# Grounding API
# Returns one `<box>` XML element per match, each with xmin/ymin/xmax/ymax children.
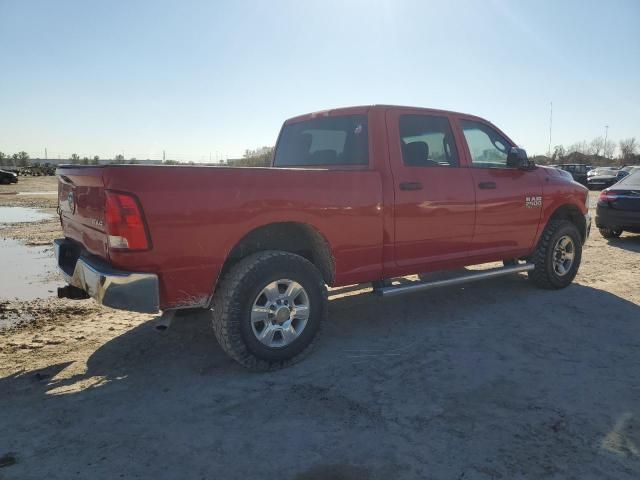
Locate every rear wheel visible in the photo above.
<box><xmin>599</xmin><ymin>227</ymin><xmax>622</xmax><ymax>239</ymax></box>
<box><xmin>528</xmin><ymin>219</ymin><xmax>582</xmax><ymax>289</ymax></box>
<box><xmin>211</xmin><ymin>251</ymin><xmax>327</xmax><ymax>371</ymax></box>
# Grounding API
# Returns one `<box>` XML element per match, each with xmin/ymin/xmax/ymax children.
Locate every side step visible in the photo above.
<box><xmin>376</xmin><ymin>263</ymin><xmax>535</xmax><ymax>298</ymax></box>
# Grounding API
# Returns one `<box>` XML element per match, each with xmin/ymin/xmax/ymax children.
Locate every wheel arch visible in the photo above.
<box><xmin>545</xmin><ymin>203</ymin><xmax>588</xmax><ymax>243</ymax></box>
<box><xmin>216</xmin><ymin>222</ymin><xmax>335</xmax><ymax>291</ymax></box>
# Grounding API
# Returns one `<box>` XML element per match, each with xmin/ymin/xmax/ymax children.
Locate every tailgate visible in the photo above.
<box><xmin>57</xmin><ymin>166</ymin><xmax>109</xmax><ymax>259</ymax></box>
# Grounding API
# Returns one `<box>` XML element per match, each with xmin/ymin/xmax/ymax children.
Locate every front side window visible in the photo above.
<box><xmin>399</xmin><ymin>115</ymin><xmax>459</xmax><ymax>167</ymax></box>
<box><xmin>460</xmin><ymin>120</ymin><xmax>512</xmax><ymax>168</ymax></box>
<box><xmin>274</xmin><ymin>115</ymin><xmax>368</xmax><ymax>166</ymax></box>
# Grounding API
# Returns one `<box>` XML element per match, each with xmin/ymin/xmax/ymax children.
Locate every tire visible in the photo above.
<box><xmin>528</xmin><ymin>219</ymin><xmax>582</xmax><ymax>289</ymax></box>
<box><xmin>599</xmin><ymin>227</ymin><xmax>622</xmax><ymax>239</ymax></box>
<box><xmin>211</xmin><ymin>250</ymin><xmax>327</xmax><ymax>371</ymax></box>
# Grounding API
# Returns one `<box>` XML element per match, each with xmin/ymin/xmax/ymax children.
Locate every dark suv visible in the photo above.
<box><xmin>557</xmin><ymin>164</ymin><xmax>589</xmax><ymax>185</ymax></box>
<box><xmin>0</xmin><ymin>169</ymin><xmax>19</xmax><ymax>184</ymax></box>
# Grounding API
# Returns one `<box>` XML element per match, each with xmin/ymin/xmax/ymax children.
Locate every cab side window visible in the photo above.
<box><xmin>460</xmin><ymin>120</ymin><xmax>513</xmax><ymax>168</ymax></box>
<box><xmin>399</xmin><ymin>115</ymin><xmax>459</xmax><ymax>167</ymax></box>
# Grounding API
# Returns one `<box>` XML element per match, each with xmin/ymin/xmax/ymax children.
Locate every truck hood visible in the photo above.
<box><xmin>538</xmin><ymin>165</ymin><xmax>574</xmax><ymax>182</ymax></box>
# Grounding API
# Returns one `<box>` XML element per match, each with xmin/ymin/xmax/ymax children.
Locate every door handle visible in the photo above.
<box><xmin>399</xmin><ymin>182</ymin><xmax>423</xmax><ymax>191</ymax></box>
<box><xmin>478</xmin><ymin>181</ymin><xmax>496</xmax><ymax>190</ymax></box>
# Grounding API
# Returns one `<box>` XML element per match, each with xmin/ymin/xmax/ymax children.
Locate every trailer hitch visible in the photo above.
<box><xmin>57</xmin><ymin>285</ymin><xmax>90</xmax><ymax>300</ymax></box>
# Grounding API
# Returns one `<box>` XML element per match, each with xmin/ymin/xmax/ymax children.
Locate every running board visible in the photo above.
<box><xmin>376</xmin><ymin>263</ymin><xmax>535</xmax><ymax>298</ymax></box>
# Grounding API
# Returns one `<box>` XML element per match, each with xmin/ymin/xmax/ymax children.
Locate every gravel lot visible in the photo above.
<box><xmin>1</xmin><ymin>177</ymin><xmax>639</xmax><ymax>479</ymax></box>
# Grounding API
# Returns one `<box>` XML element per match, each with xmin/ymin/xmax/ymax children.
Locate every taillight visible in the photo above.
<box><xmin>105</xmin><ymin>191</ymin><xmax>150</xmax><ymax>250</ymax></box>
<box><xmin>598</xmin><ymin>189</ymin><xmax>618</xmax><ymax>203</ymax></box>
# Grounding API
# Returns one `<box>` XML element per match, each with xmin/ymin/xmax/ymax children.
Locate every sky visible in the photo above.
<box><xmin>1</xmin><ymin>0</ymin><xmax>639</xmax><ymax>161</ymax></box>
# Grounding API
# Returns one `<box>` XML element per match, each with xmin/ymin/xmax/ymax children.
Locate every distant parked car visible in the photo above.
<box><xmin>0</xmin><ymin>169</ymin><xmax>18</xmax><ymax>184</ymax></box>
<box><xmin>616</xmin><ymin>166</ymin><xmax>640</xmax><ymax>181</ymax></box>
<box><xmin>587</xmin><ymin>167</ymin><xmax>616</xmax><ymax>178</ymax></box>
<box><xmin>596</xmin><ymin>171</ymin><xmax>640</xmax><ymax>238</ymax></box>
<box><xmin>550</xmin><ymin>166</ymin><xmax>574</xmax><ymax>181</ymax></box>
<box><xmin>557</xmin><ymin>164</ymin><xmax>589</xmax><ymax>185</ymax></box>
<box><xmin>587</xmin><ymin>168</ymin><xmax>619</xmax><ymax>190</ymax></box>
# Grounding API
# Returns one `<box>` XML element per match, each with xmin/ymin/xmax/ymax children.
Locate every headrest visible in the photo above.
<box><xmin>402</xmin><ymin>141</ymin><xmax>429</xmax><ymax>166</ymax></box>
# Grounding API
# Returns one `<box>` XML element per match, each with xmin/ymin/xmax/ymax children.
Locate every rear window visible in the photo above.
<box><xmin>616</xmin><ymin>169</ymin><xmax>640</xmax><ymax>187</ymax></box>
<box><xmin>274</xmin><ymin>115</ymin><xmax>368</xmax><ymax>167</ymax></box>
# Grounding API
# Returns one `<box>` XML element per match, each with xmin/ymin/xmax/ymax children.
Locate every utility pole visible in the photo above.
<box><xmin>548</xmin><ymin>101</ymin><xmax>553</xmax><ymax>158</ymax></box>
<box><xmin>603</xmin><ymin>125</ymin><xmax>609</xmax><ymax>159</ymax></box>
<box><xmin>45</xmin><ymin>148</ymin><xmax>48</xmax><ymax>160</ymax></box>
<box><xmin>163</xmin><ymin>150</ymin><xmax>166</xmax><ymax>162</ymax></box>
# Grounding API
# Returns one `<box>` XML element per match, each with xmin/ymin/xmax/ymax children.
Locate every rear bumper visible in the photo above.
<box><xmin>54</xmin><ymin>238</ymin><xmax>159</xmax><ymax>314</ymax></box>
<box><xmin>596</xmin><ymin>207</ymin><xmax>640</xmax><ymax>231</ymax></box>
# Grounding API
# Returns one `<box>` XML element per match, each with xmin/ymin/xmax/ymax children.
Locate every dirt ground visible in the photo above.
<box><xmin>1</xmin><ymin>177</ymin><xmax>639</xmax><ymax>479</ymax></box>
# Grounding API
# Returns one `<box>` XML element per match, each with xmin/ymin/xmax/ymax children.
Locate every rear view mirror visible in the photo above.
<box><xmin>507</xmin><ymin>147</ymin><xmax>532</xmax><ymax>169</ymax></box>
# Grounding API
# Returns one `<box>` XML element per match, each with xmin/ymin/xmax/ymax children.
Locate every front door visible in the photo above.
<box><xmin>456</xmin><ymin>118</ymin><xmax>543</xmax><ymax>260</ymax></box>
<box><xmin>386</xmin><ymin>110</ymin><xmax>476</xmax><ymax>273</ymax></box>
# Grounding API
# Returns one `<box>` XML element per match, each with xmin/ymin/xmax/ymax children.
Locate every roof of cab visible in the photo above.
<box><xmin>284</xmin><ymin>104</ymin><xmax>485</xmax><ymax>124</ymax></box>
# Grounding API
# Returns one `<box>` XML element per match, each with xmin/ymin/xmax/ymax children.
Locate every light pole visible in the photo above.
<box><xmin>603</xmin><ymin>125</ymin><xmax>609</xmax><ymax>159</ymax></box>
<box><xmin>548</xmin><ymin>102</ymin><xmax>553</xmax><ymax>158</ymax></box>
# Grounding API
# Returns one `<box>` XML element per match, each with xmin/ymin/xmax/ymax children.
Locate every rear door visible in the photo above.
<box><xmin>455</xmin><ymin>117</ymin><xmax>543</xmax><ymax>259</ymax></box>
<box><xmin>386</xmin><ymin>109</ymin><xmax>476</xmax><ymax>271</ymax></box>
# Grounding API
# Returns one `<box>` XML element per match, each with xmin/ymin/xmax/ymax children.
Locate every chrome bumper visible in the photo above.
<box><xmin>54</xmin><ymin>238</ymin><xmax>159</xmax><ymax>314</ymax></box>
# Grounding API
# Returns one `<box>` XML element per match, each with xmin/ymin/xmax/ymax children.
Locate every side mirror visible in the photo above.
<box><xmin>507</xmin><ymin>147</ymin><xmax>532</xmax><ymax>169</ymax></box>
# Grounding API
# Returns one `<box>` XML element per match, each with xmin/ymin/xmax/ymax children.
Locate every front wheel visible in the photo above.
<box><xmin>599</xmin><ymin>227</ymin><xmax>622</xmax><ymax>239</ymax></box>
<box><xmin>211</xmin><ymin>251</ymin><xmax>327</xmax><ymax>371</ymax></box>
<box><xmin>528</xmin><ymin>219</ymin><xmax>582</xmax><ymax>289</ymax></box>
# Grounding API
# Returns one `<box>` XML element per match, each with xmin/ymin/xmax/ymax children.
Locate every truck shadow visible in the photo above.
<box><xmin>3</xmin><ymin>276</ymin><xmax>640</xmax><ymax>393</ymax></box>
<box><xmin>605</xmin><ymin>233</ymin><xmax>640</xmax><ymax>252</ymax></box>
<box><xmin>2</xmin><ymin>276</ymin><xmax>639</xmax><ymax>478</ymax></box>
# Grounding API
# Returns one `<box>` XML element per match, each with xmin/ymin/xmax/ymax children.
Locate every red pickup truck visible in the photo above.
<box><xmin>55</xmin><ymin>105</ymin><xmax>590</xmax><ymax>370</ymax></box>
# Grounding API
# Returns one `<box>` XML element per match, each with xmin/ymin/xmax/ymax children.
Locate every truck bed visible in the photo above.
<box><xmin>57</xmin><ymin>165</ymin><xmax>384</xmax><ymax>309</ymax></box>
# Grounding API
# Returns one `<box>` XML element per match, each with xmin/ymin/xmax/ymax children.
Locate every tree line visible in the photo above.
<box><xmin>0</xmin><ymin>151</ymin><xmax>144</xmax><ymax>167</ymax></box>
<box><xmin>540</xmin><ymin>137</ymin><xmax>639</xmax><ymax>166</ymax></box>
<box><xmin>227</xmin><ymin>147</ymin><xmax>274</xmax><ymax>167</ymax></box>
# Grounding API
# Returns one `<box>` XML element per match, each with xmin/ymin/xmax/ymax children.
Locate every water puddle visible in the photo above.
<box><xmin>17</xmin><ymin>191</ymin><xmax>58</xmax><ymax>196</ymax></box>
<box><xmin>0</xmin><ymin>238</ymin><xmax>60</xmax><ymax>303</ymax></box>
<box><xmin>0</xmin><ymin>207</ymin><xmax>54</xmax><ymax>223</ymax></box>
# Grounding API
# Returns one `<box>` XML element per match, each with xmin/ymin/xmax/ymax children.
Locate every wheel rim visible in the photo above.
<box><xmin>552</xmin><ymin>235</ymin><xmax>575</xmax><ymax>276</ymax></box>
<box><xmin>250</xmin><ymin>279</ymin><xmax>310</xmax><ymax>348</ymax></box>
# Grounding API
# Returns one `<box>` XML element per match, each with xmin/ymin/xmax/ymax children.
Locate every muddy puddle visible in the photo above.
<box><xmin>0</xmin><ymin>239</ymin><xmax>61</xmax><ymax>329</ymax></box>
<box><xmin>0</xmin><ymin>206</ymin><xmax>54</xmax><ymax>223</ymax></box>
<box><xmin>17</xmin><ymin>191</ymin><xmax>57</xmax><ymax>196</ymax></box>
